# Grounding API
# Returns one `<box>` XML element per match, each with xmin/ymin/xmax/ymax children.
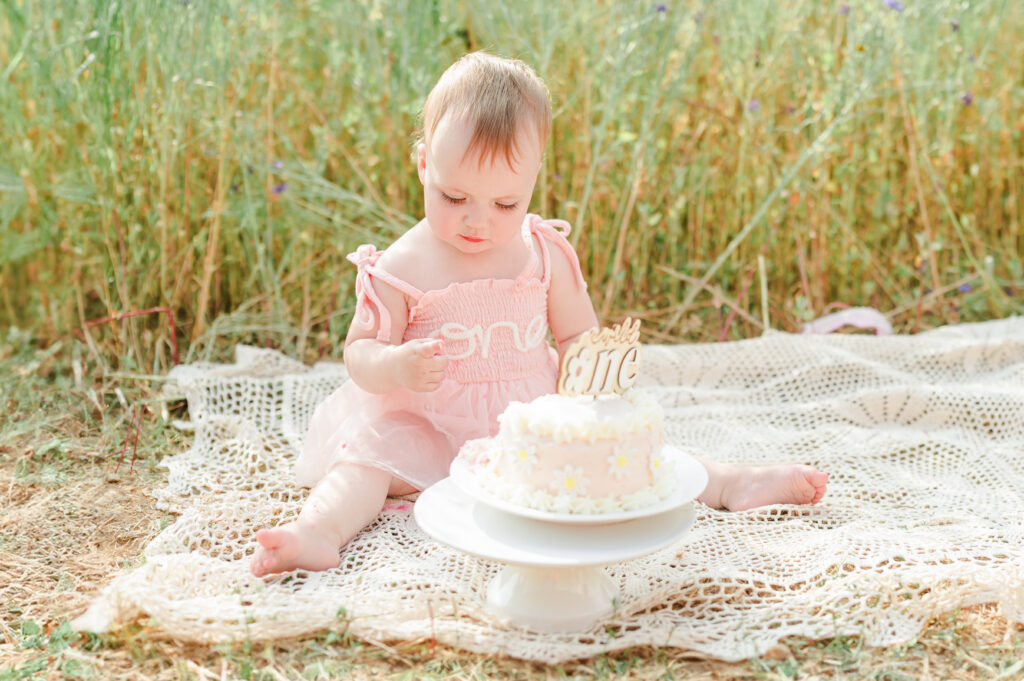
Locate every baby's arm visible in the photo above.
<box><xmin>343</xmin><ymin>272</ymin><xmax>447</xmax><ymax>393</ymax></box>
<box><xmin>546</xmin><ymin>241</ymin><xmax>600</xmax><ymax>359</ymax></box>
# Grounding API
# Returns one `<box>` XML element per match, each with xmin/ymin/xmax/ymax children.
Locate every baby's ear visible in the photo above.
<box><xmin>416</xmin><ymin>143</ymin><xmax>427</xmax><ymax>185</ymax></box>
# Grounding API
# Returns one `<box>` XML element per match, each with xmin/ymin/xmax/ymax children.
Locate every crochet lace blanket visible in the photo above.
<box><xmin>73</xmin><ymin>319</ymin><xmax>1024</xmax><ymax>663</ymax></box>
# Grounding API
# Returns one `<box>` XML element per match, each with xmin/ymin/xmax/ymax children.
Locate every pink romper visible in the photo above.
<box><xmin>295</xmin><ymin>214</ymin><xmax>588</xmax><ymax>491</ymax></box>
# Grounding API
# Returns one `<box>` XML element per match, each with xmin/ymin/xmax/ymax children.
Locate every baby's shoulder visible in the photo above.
<box><xmin>372</xmin><ymin>221</ymin><xmax>435</xmax><ymax>294</ymax></box>
<box><xmin>376</xmin><ymin>220</ymin><xmax>423</xmax><ymax>268</ymax></box>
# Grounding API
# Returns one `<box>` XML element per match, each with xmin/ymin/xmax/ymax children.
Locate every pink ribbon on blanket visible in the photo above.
<box><xmin>801</xmin><ymin>306</ymin><xmax>893</xmax><ymax>336</ymax></box>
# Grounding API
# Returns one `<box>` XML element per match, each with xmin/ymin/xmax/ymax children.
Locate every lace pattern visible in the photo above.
<box><xmin>73</xmin><ymin>319</ymin><xmax>1024</xmax><ymax>663</ymax></box>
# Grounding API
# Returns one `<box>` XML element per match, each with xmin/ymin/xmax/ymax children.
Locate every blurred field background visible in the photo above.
<box><xmin>2</xmin><ymin>0</ymin><xmax>1024</xmax><ymax>679</ymax></box>
<box><xmin>2</xmin><ymin>0</ymin><xmax>1022</xmax><ymax>373</ymax></box>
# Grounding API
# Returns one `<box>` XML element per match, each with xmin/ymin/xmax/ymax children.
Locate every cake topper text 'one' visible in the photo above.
<box><xmin>557</xmin><ymin>318</ymin><xmax>642</xmax><ymax>397</ymax></box>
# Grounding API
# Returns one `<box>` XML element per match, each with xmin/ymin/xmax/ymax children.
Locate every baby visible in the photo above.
<box><xmin>251</xmin><ymin>52</ymin><xmax>827</xmax><ymax>577</ymax></box>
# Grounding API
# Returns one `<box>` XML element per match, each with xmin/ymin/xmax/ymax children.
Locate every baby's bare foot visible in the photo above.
<box><xmin>250</xmin><ymin>522</ymin><xmax>341</xmax><ymax>577</ymax></box>
<box><xmin>718</xmin><ymin>464</ymin><xmax>828</xmax><ymax>512</ymax></box>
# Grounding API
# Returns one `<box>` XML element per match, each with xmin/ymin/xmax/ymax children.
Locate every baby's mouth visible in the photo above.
<box><xmin>460</xmin><ymin>235</ymin><xmax>485</xmax><ymax>243</ymax></box>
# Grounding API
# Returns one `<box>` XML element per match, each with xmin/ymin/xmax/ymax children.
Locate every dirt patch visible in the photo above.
<box><xmin>0</xmin><ymin>464</ymin><xmax>166</xmax><ymax>628</ymax></box>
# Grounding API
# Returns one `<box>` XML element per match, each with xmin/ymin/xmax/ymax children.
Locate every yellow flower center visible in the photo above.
<box><xmin>616</xmin><ymin>456</ymin><xmax>628</xmax><ymax>467</ymax></box>
<box><xmin>518</xmin><ymin>449</ymin><xmax>529</xmax><ymax>460</ymax></box>
<box><xmin>565</xmin><ymin>478</ymin><xmax>575</xmax><ymax>490</ymax></box>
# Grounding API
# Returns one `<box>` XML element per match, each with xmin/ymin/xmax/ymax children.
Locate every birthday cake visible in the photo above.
<box><xmin>455</xmin><ymin>319</ymin><xmax>677</xmax><ymax>514</ymax></box>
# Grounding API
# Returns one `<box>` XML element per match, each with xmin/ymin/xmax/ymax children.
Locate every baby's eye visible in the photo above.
<box><xmin>495</xmin><ymin>201</ymin><xmax>518</xmax><ymax>212</ymax></box>
<box><xmin>441</xmin><ymin>192</ymin><xmax>466</xmax><ymax>205</ymax></box>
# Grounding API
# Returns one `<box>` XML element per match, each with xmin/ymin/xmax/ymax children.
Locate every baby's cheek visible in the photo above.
<box><xmin>495</xmin><ymin>210</ymin><xmax>527</xmax><ymax>243</ymax></box>
<box><xmin>424</xmin><ymin>201</ymin><xmax>456</xmax><ymax>234</ymax></box>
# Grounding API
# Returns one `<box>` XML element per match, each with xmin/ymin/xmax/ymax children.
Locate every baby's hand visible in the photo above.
<box><xmin>390</xmin><ymin>338</ymin><xmax>448</xmax><ymax>392</ymax></box>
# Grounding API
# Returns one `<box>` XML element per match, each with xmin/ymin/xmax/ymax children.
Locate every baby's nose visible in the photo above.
<box><xmin>464</xmin><ymin>205</ymin><xmax>487</xmax><ymax>230</ymax></box>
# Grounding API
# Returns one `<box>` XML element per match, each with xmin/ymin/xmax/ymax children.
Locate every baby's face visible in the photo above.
<box><xmin>418</xmin><ymin>114</ymin><xmax>542</xmax><ymax>256</ymax></box>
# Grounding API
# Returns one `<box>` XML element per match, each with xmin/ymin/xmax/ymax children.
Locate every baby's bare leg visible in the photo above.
<box><xmin>696</xmin><ymin>456</ymin><xmax>828</xmax><ymax>511</ymax></box>
<box><xmin>251</xmin><ymin>463</ymin><xmax>409</xmax><ymax>577</ymax></box>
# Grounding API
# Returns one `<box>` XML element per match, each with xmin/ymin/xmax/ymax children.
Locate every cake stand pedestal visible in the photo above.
<box><xmin>414</xmin><ymin>478</ymin><xmax>698</xmax><ymax>633</ymax></box>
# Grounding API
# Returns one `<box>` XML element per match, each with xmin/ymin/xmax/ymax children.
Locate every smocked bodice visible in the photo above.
<box><xmin>405</xmin><ymin>277</ymin><xmax>550</xmax><ymax>382</ymax></box>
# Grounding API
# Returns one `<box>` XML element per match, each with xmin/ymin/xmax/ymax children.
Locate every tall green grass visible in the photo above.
<box><xmin>1</xmin><ymin>0</ymin><xmax>1022</xmax><ymax>371</ymax></box>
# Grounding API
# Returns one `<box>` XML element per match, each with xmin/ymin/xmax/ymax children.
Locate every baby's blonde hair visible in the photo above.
<box><xmin>421</xmin><ymin>52</ymin><xmax>551</xmax><ymax>168</ymax></box>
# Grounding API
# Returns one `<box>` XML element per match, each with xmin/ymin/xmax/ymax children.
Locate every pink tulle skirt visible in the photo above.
<box><xmin>295</xmin><ymin>364</ymin><xmax>558</xmax><ymax>491</ymax></box>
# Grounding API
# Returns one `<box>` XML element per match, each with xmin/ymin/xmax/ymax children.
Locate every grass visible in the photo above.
<box><xmin>1</xmin><ymin>0</ymin><xmax>1022</xmax><ymax>370</ymax></box>
<box><xmin>3</xmin><ymin>0</ymin><xmax>1024</xmax><ymax>678</ymax></box>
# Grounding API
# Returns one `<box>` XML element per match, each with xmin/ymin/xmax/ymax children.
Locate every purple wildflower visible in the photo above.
<box><xmin>958</xmin><ymin>283</ymin><xmax>971</xmax><ymax>293</ymax></box>
<box><xmin>230</xmin><ymin>184</ymin><xmax>240</xmax><ymax>193</ymax></box>
<box><xmin>962</xmin><ymin>91</ymin><xmax>973</xmax><ymax>106</ymax></box>
<box><xmin>651</xmin><ymin>3</ymin><xmax>667</xmax><ymax>11</ymax></box>
<box><xmin>272</xmin><ymin>182</ymin><xmax>287</xmax><ymax>194</ymax></box>
<box><xmin>839</xmin><ymin>4</ymin><xmax>850</xmax><ymax>14</ymax></box>
<box><xmin>885</xmin><ymin>0</ymin><xmax>905</xmax><ymax>11</ymax></box>
<box><xmin>272</xmin><ymin>160</ymin><xmax>284</xmax><ymax>170</ymax></box>
<box><xmin>748</xmin><ymin>98</ymin><xmax>761</xmax><ymax>112</ymax></box>
<box><xmin>951</xmin><ymin>20</ymin><xmax>959</xmax><ymax>32</ymax></box>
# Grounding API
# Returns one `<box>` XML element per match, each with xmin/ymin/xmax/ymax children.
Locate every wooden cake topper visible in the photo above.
<box><xmin>557</xmin><ymin>317</ymin><xmax>642</xmax><ymax>396</ymax></box>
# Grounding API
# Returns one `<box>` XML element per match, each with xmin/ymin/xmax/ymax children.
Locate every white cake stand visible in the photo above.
<box><xmin>414</xmin><ymin>449</ymin><xmax>706</xmax><ymax>633</ymax></box>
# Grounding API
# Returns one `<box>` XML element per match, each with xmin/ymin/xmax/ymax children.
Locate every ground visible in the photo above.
<box><xmin>1</xmin><ymin>343</ymin><xmax>1023</xmax><ymax>680</ymax></box>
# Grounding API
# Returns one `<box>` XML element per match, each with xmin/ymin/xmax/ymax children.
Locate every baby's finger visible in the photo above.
<box><xmin>421</xmin><ymin>361</ymin><xmax>445</xmax><ymax>376</ymax></box>
<box><xmin>413</xmin><ymin>339</ymin><xmax>440</xmax><ymax>358</ymax></box>
<box><xmin>418</xmin><ymin>366</ymin><xmax>442</xmax><ymax>383</ymax></box>
<box><xmin>416</xmin><ymin>376</ymin><xmax>442</xmax><ymax>392</ymax></box>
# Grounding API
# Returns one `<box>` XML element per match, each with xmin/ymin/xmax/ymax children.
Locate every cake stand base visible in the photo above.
<box><xmin>486</xmin><ymin>565</ymin><xmax>618</xmax><ymax>633</ymax></box>
<box><xmin>415</xmin><ymin>477</ymin><xmax>698</xmax><ymax>633</ymax></box>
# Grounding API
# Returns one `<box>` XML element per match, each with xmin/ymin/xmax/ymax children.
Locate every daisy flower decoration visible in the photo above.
<box><xmin>550</xmin><ymin>465</ymin><xmax>589</xmax><ymax>497</ymax></box>
<box><xmin>606</xmin><ymin>447</ymin><xmax>634</xmax><ymax>480</ymax></box>
<box><xmin>510</xmin><ymin>445</ymin><xmax>538</xmax><ymax>472</ymax></box>
<box><xmin>649</xmin><ymin>451</ymin><xmax>664</xmax><ymax>476</ymax></box>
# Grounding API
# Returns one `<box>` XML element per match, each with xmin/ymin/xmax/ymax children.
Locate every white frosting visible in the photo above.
<box><xmin>498</xmin><ymin>390</ymin><xmax>662</xmax><ymax>444</ymax></box>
